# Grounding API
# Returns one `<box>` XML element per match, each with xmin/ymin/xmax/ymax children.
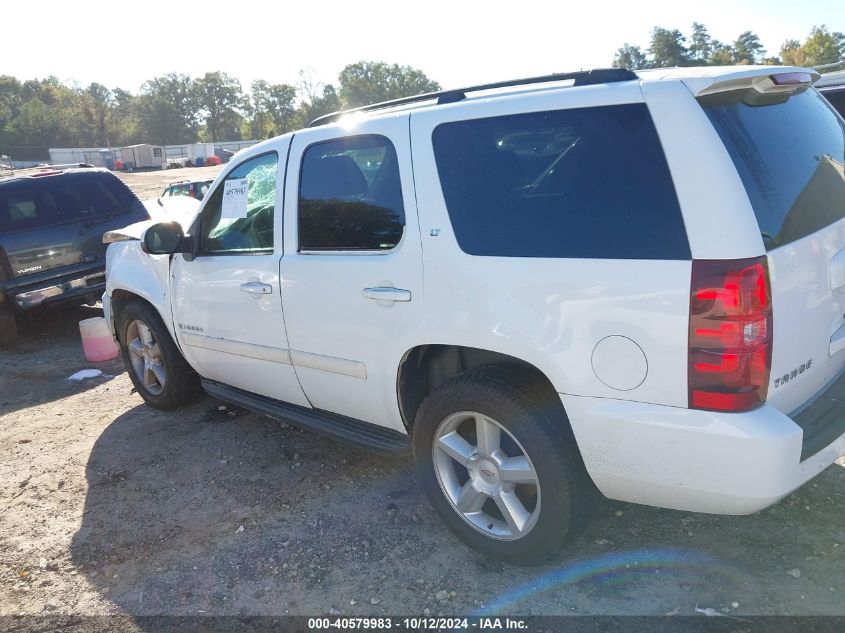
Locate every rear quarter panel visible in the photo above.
<box><xmin>409</xmin><ymin>83</ymin><xmax>692</xmax><ymax>407</ymax></box>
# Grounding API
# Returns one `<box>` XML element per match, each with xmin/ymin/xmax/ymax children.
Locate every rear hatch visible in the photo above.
<box><xmin>0</xmin><ymin>171</ymin><xmax>147</xmax><ymax>280</ymax></box>
<box><xmin>700</xmin><ymin>82</ymin><xmax>845</xmax><ymax>423</ymax></box>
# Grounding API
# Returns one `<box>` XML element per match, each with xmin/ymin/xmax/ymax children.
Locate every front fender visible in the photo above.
<box><xmin>104</xmin><ymin>241</ymin><xmax>175</xmax><ymax>341</ymax></box>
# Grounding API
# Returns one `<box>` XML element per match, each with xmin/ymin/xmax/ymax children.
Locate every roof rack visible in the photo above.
<box><xmin>308</xmin><ymin>68</ymin><xmax>638</xmax><ymax>128</ymax></box>
<box><xmin>813</xmin><ymin>58</ymin><xmax>845</xmax><ymax>73</ymax></box>
<box><xmin>0</xmin><ymin>163</ymin><xmax>95</xmax><ymax>181</ymax></box>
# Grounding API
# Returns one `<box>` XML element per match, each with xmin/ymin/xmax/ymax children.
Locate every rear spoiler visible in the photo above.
<box><xmin>688</xmin><ymin>67</ymin><xmax>820</xmax><ymax>98</ymax></box>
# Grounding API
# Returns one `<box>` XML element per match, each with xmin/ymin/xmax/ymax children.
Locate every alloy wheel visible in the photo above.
<box><xmin>432</xmin><ymin>411</ymin><xmax>541</xmax><ymax>540</ymax></box>
<box><xmin>126</xmin><ymin>319</ymin><xmax>166</xmax><ymax>396</ymax></box>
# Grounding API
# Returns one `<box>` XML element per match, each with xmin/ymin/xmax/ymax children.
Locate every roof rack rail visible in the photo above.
<box><xmin>308</xmin><ymin>68</ymin><xmax>638</xmax><ymax>127</ymax></box>
<box><xmin>0</xmin><ymin>163</ymin><xmax>95</xmax><ymax>180</ymax></box>
<box><xmin>813</xmin><ymin>58</ymin><xmax>845</xmax><ymax>72</ymax></box>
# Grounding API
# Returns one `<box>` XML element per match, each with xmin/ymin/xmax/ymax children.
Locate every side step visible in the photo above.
<box><xmin>202</xmin><ymin>379</ymin><xmax>411</xmax><ymax>454</ymax></box>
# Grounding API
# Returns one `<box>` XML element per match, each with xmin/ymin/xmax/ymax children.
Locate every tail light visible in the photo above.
<box><xmin>689</xmin><ymin>256</ymin><xmax>772</xmax><ymax>412</ymax></box>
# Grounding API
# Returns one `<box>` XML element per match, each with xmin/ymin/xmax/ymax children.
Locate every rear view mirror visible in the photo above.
<box><xmin>141</xmin><ymin>222</ymin><xmax>185</xmax><ymax>255</ymax></box>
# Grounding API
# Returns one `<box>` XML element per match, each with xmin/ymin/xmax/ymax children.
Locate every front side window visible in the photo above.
<box><xmin>298</xmin><ymin>135</ymin><xmax>405</xmax><ymax>251</ymax></box>
<box><xmin>431</xmin><ymin>104</ymin><xmax>689</xmax><ymax>259</ymax></box>
<box><xmin>199</xmin><ymin>152</ymin><xmax>278</xmax><ymax>254</ymax></box>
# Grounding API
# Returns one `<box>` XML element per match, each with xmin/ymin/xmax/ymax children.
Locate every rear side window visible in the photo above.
<box><xmin>431</xmin><ymin>104</ymin><xmax>689</xmax><ymax>259</ymax></box>
<box><xmin>0</xmin><ymin>171</ymin><xmax>143</xmax><ymax>233</ymax></box>
<box><xmin>821</xmin><ymin>88</ymin><xmax>845</xmax><ymax>119</ymax></box>
<box><xmin>298</xmin><ymin>135</ymin><xmax>405</xmax><ymax>251</ymax></box>
<box><xmin>701</xmin><ymin>88</ymin><xmax>845</xmax><ymax>250</ymax></box>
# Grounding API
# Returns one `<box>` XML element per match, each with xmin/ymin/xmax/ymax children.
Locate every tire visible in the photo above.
<box><xmin>0</xmin><ymin>302</ymin><xmax>18</xmax><ymax>348</ymax></box>
<box><xmin>413</xmin><ymin>366</ymin><xmax>588</xmax><ymax>565</ymax></box>
<box><xmin>118</xmin><ymin>299</ymin><xmax>201</xmax><ymax>410</ymax></box>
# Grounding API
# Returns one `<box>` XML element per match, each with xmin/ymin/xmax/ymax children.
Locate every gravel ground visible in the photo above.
<box><xmin>1</xmin><ymin>307</ymin><xmax>843</xmax><ymax>620</ymax></box>
<box><xmin>0</xmin><ymin>167</ymin><xmax>843</xmax><ymax>622</ymax></box>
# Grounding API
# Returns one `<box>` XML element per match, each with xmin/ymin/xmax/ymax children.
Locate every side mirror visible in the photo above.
<box><xmin>141</xmin><ymin>222</ymin><xmax>185</xmax><ymax>255</ymax></box>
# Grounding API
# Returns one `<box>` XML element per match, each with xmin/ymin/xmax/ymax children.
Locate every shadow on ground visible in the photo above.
<box><xmin>69</xmin><ymin>396</ymin><xmax>845</xmax><ymax>618</ymax></box>
<box><xmin>0</xmin><ymin>304</ymin><xmax>122</xmax><ymax>414</ymax></box>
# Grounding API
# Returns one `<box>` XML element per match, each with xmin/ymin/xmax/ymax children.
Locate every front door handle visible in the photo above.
<box><xmin>362</xmin><ymin>287</ymin><xmax>412</xmax><ymax>302</ymax></box>
<box><xmin>240</xmin><ymin>281</ymin><xmax>272</xmax><ymax>295</ymax></box>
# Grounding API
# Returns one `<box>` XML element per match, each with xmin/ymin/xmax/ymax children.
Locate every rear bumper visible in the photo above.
<box><xmin>563</xmin><ymin>394</ymin><xmax>845</xmax><ymax>515</ymax></box>
<box><xmin>6</xmin><ymin>270</ymin><xmax>106</xmax><ymax>310</ymax></box>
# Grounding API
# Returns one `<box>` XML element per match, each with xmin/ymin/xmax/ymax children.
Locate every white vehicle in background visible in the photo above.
<box><xmin>102</xmin><ymin>65</ymin><xmax>845</xmax><ymax>564</ymax></box>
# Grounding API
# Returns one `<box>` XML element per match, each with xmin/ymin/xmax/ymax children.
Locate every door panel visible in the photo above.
<box><xmin>280</xmin><ymin>116</ymin><xmax>422</xmax><ymax>432</ymax></box>
<box><xmin>171</xmin><ymin>142</ymin><xmax>309</xmax><ymax>407</ymax></box>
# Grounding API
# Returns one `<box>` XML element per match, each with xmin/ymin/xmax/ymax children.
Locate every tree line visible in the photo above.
<box><xmin>613</xmin><ymin>23</ymin><xmax>845</xmax><ymax>69</ymax></box>
<box><xmin>0</xmin><ymin>61</ymin><xmax>440</xmax><ymax>160</ymax></box>
<box><xmin>3</xmin><ymin>25</ymin><xmax>845</xmax><ymax>162</ymax></box>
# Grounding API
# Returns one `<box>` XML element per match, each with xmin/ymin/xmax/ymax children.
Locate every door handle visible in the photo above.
<box><xmin>362</xmin><ymin>287</ymin><xmax>412</xmax><ymax>302</ymax></box>
<box><xmin>240</xmin><ymin>281</ymin><xmax>272</xmax><ymax>295</ymax></box>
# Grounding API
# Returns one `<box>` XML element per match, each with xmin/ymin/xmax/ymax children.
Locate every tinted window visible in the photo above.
<box><xmin>0</xmin><ymin>171</ymin><xmax>143</xmax><ymax>233</ymax></box>
<box><xmin>701</xmin><ymin>88</ymin><xmax>845</xmax><ymax>250</ymax></box>
<box><xmin>298</xmin><ymin>135</ymin><xmax>404</xmax><ymax>251</ymax></box>
<box><xmin>199</xmin><ymin>153</ymin><xmax>277</xmax><ymax>254</ymax></box>
<box><xmin>820</xmin><ymin>88</ymin><xmax>845</xmax><ymax>119</ymax></box>
<box><xmin>164</xmin><ymin>184</ymin><xmax>188</xmax><ymax>197</ymax></box>
<box><xmin>431</xmin><ymin>104</ymin><xmax>689</xmax><ymax>259</ymax></box>
<box><xmin>196</xmin><ymin>182</ymin><xmax>210</xmax><ymax>200</ymax></box>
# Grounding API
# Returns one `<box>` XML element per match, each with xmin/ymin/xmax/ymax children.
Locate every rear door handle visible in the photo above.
<box><xmin>240</xmin><ymin>281</ymin><xmax>272</xmax><ymax>295</ymax></box>
<box><xmin>362</xmin><ymin>287</ymin><xmax>412</xmax><ymax>302</ymax></box>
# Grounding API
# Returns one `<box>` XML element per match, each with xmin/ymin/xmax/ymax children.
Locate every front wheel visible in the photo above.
<box><xmin>118</xmin><ymin>299</ymin><xmax>200</xmax><ymax>410</ymax></box>
<box><xmin>413</xmin><ymin>368</ymin><xmax>588</xmax><ymax>565</ymax></box>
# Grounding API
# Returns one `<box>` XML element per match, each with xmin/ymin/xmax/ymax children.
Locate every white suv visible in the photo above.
<box><xmin>103</xmin><ymin>66</ymin><xmax>845</xmax><ymax>565</ymax></box>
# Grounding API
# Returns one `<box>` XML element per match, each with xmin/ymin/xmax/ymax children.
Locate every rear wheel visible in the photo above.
<box><xmin>414</xmin><ymin>367</ymin><xmax>588</xmax><ymax>565</ymax></box>
<box><xmin>0</xmin><ymin>302</ymin><xmax>18</xmax><ymax>348</ymax></box>
<box><xmin>118</xmin><ymin>299</ymin><xmax>200</xmax><ymax>409</ymax></box>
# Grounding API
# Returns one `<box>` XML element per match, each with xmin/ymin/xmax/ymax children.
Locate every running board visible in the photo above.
<box><xmin>201</xmin><ymin>380</ymin><xmax>411</xmax><ymax>454</ymax></box>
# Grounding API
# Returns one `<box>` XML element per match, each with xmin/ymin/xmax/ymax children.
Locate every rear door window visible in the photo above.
<box><xmin>298</xmin><ymin>135</ymin><xmax>405</xmax><ymax>251</ymax></box>
<box><xmin>431</xmin><ymin>103</ymin><xmax>689</xmax><ymax>259</ymax></box>
<box><xmin>0</xmin><ymin>171</ymin><xmax>143</xmax><ymax>233</ymax></box>
<box><xmin>701</xmin><ymin>88</ymin><xmax>845</xmax><ymax>250</ymax></box>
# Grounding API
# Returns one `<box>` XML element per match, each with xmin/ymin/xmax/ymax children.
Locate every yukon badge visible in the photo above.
<box><xmin>773</xmin><ymin>359</ymin><xmax>812</xmax><ymax>388</ymax></box>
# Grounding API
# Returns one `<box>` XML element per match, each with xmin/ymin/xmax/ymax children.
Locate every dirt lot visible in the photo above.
<box><xmin>116</xmin><ymin>165</ymin><xmax>224</xmax><ymax>201</ymax></box>
<box><xmin>0</xmin><ymin>168</ymin><xmax>843</xmax><ymax>622</ymax></box>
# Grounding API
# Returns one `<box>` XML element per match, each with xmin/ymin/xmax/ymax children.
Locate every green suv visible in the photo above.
<box><xmin>0</xmin><ymin>166</ymin><xmax>148</xmax><ymax>346</ymax></box>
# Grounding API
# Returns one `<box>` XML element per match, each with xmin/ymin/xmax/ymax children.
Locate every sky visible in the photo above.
<box><xmin>5</xmin><ymin>0</ymin><xmax>844</xmax><ymax>94</ymax></box>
